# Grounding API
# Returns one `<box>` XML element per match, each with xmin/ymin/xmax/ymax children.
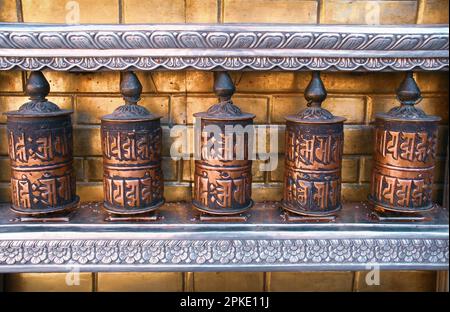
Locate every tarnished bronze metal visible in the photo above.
<box><xmin>193</xmin><ymin>72</ymin><xmax>255</xmax><ymax>215</ymax></box>
<box><xmin>5</xmin><ymin>71</ymin><xmax>78</xmax><ymax>216</ymax></box>
<box><xmin>369</xmin><ymin>72</ymin><xmax>441</xmax><ymax>214</ymax></box>
<box><xmin>282</xmin><ymin>72</ymin><xmax>346</xmax><ymax>216</ymax></box>
<box><xmin>101</xmin><ymin>72</ymin><xmax>164</xmax><ymax>215</ymax></box>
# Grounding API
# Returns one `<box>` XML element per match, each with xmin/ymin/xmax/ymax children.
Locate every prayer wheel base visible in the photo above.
<box><xmin>193</xmin><ymin>200</ymin><xmax>253</xmax><ymax>216</ymax></box>
<box><xmin>368</xmin><ymin>195</ymin><xmax>435</xmax><ymax>214</ymax></box>
<box><xmin>10</xmin><ymin>196</ymin><xmax>79</xmax><ymax>218</ymax></box>
<box><xmin>103</xmin><ymin>199</ymin><xmax>165</xmax><ymax>216</ymax></box>
<box><xmin>281</xmin><ymin>200</ymin><xmax>341</xmax><ymax>217</ymax></box>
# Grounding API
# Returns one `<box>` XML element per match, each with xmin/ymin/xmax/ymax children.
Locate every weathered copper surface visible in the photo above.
<box><xmin>4</xmin><ymin>71</ymin><xmax>78</xmax><ymax>216</ymax></box>
<box><xmin>369</xmin><ymin>72</ymin><xmax>441</xmax><ymax>213</ymax></box>
<box><xmin>193</xmin><ymin>72</ymin><xmax>255</xmax><ymax>215</ymax></box>
<box><xmin>101</xmin><ymin>72</ymin><xmax>164</xmax><ymax>215</ymax></box>
<box><xmin>282</xmin><ymin>72</ymin><xmax>346</xmax><ymax>216</ymax></box>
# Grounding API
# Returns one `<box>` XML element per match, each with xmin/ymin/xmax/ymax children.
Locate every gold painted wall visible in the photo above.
<box><xmin>0</xmin><ymin>0</ymin><xmax>448</xmax><ymax>292</ymax></box>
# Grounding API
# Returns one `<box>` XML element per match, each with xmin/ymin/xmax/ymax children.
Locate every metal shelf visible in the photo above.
<box><xmin>0</xmin><ymin>23</ymin><xmax>448</xmax><ymax>72</ymax></box>
<box><xmin>0</xmin><ymin>202</ymin><xmax>447</xmax><ymax>273</ymax></box>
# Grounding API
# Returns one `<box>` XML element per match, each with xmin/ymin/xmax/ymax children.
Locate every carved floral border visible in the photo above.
<box><xmin>0</xmin><ymin>239</ymin><xmax>448</xmax><ymax>268</ymax></box>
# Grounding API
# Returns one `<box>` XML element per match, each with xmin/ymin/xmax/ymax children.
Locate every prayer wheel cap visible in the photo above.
<box><xmin>5</xmin><ymin>71</ymin><xmax>72</xmax><ymax>117</ymax></box>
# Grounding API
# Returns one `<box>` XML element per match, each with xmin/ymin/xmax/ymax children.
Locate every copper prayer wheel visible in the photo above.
<box><xmin>193</xmin><ymin>72</ymin><xmax>255</xmax><ymax>215</ymax></box>
<box><xmin>282</xmin><ymin>72</ymin><xmax>346</xmax><ymax>216</ymax></box>
<box><xmin>101</xmin><ymin>72</ymin><xmax>164</xmax><ymax>215</ymax></box>
<box><xmin>369</xmin><ymin>72</ymin><xmax>440</xmax><ymax>213</ymax></box>
<box><xmin>5</xmin><ymin>71</ymin><xmax>78</xmax><ymax>216</ymax></box>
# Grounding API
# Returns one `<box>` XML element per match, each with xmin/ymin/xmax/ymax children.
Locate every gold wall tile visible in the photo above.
<box><xmin>359</xmin><ymin>156</ymin><xmax>373</xmax><ymax>183</ymax></box>
<box><xmin>194</xmin><ymin>272</ymin><xmax>265</xmax><ymax>292</ymax></box>
<box><xmin>252</xmin><ymin>183</ymin><xmax>283</xmax><ymax>202</ymax></box>
<box><xmin>74</xmin><ymin>157</ymin><xmax>84</xmax><ymax>180</ymax></box>
<box><xmin>123</xmin><ymin>0</ymin><xmax>186</xmax><ymax>23</ymax></box>
<box><xmin>171</xmin><ymin>96</ymin><xmax>188</xmax><ymax>125</ymax></box>
<box><xmin>342</xmin><ymin>157</ymin><xmax>359</xmax><ymax>183</ymax></box>
<box><xmin>322</xmin><ymin>96</ymin><xmax>366</xmax><ymax>124</ymax></box>
<box><xmin>321</xmin><ymin>0</ymin><xmax>417</xmax><ymax>24</ymax></box>
<box><xmin>5</xmin><ymin>273</ymin><xmax>93</xmax><ymax>292</ymax></box>
<box><xmin>73</xmin><ymin>126</ymin><xmax>102</xmax><ymax>156</ymax></box>
<box><xmin>416</xmin><ymin>72</ymin><xmax>449</xmax><ymax>93</ymax></box>
<box><xmin>22</xmin><ymin>0</ymin><xmax>119</xmax><ymax>23</ymax></box>
<box><xmin>272</xmin><ymin>96</ymin><xmax>307</xmax><ymax>124</ymax></box>
<box><xmin>186</xmin><ymin>0</ymin><xmax>218</xmax><ymax>23</ymax></box>
<box><xmin>341</xmin><ymin>183</ymin><xmax>370</xmax><ymax>202</ymax></box>
<box><xmin>252</xmin><ymin>160</ymin><xmax>266</xmax><ymax>182</ymax></box>
<box><xmin>77</xmin><ymin>182</ymin><xmax>103</xmax><ymax>202</ymax></box>
<box><xmin>0</xmin><ymin>0</ymin><xmax>17</xmax><ymax>22</ymax></box>
<box><xmin>269</xmin><ymin>155</ymin><xmax>285</xmax><ymax>182</ymax></box>
<box><xmin>224</xmin><ymin>0</ymin><xmax>318</xmax><ymax>23</ymax></box>
<box><xmin>186</xmin><ymin>72</ymin><xmax>214</xmax><ymax>93</ymax></box>
<box><xmin>162</xmin><ymin>157</ymin><xmax>178</xmax><ymax>181</ymax></box>
<box><xmin>269</xmin><ymin>272</ymin><xmax>354</xmax><ymax>291</ymax></box>
<box><xmin>418</xmin><ymin>0</ymin><xmax>449</xmax><ymax>24</ymax></box>
<box><xmin>45</xmin><ymin>72</ymin><xmax>120</xmax><ymax>94</ymax></box>
<box><xmin>0</xmin><ymin>71</ymin><xmax>22</xmax><ymax>92</ymax></box>
<box><xmin>97</xmin><ymin>272</ymin><xmax>183</xmax><ymax>292</ymax></box>
<box><xmin>148</xmin><ymin>71</ymin><xmax>186</xmax><ymax>93</ymax></box>
<box><xmin>0</xmin><ymin>183</ymin><xmax>10</xmax><ymax>202</ymax></box>
<box><xmin>0</xmin><ymin>125</ymin><xmax>8</xmax><ymax>155</ymax></box>
<box><xmin>354</xmin><ymin>270</ymin><xmax>437</xmax><ymax>292</ymax></box>
<box><xmin>0</xmin><ymin>157</ymin><xmax>10</xmax><ymax>181</ymax></box>
<box><xmin>84</xmin><ymin>157</ymin><xmax>103</xmax><ymax>181</ymax></box>
<box><xmin>343</xmin><ymin>126</ymin><xmax>374</xmax><ymax>155</ymax></box>
<box><xmin>164</xmin><ymin>182</ymin><xmax>192</xmax><ymax>202</ymax></box>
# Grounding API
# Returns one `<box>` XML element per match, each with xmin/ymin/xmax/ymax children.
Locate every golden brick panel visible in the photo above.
<box><xmin>123</xmin><ymin>0</ymin><xmax>186</xmax><ymax>23</ymax></box>
<box><xmin>321</xmin><ymin>0</ymin><xmax>417</xmax><ymax>24</ymax></box>
<box><xmin>75</xmin><ymin>96</ymin><xmax>169</xmax><ymax>124</ymax></box>
<box><xmin>0</xmin><ymin>0</ymin><xmax>17</xmax><ymax>22</ymax></box>
<box><xmin>252</xmin><ymin>183</ymin><xmax>283</xmax><ymax>202</ymax></box>
<box><xmin>187</xmin><ymin>96</ymin><xmax>221</xmax><ymax>124</ymax></box>
<box><xmin>97</xmin><ymin>272</ymin><xmax>183</xmax><ymax>292</ymax></box>
<box><xmin>272</xmin><ymin>96</ymin><xmax>307</xmax><ymax>124</ymax></box>
<box><xmin>4</xmin><ymin>273</ymin><xmax>93</xmax><ymax>292</ymax></box>
<box><xmin>322</xmin><ymin>96</ymin><xmax>366</xmax><ymax>124</ymax></box>
<box><xmin>343</xmin><ymin>126</ymin><xmax>374</xmax><ymax>155</ymax></box>
<box><xmin>252</xmin><ymin>160</ymin><xmax>266</xmax><ymax>182</ymax></box>
<box><xmin>22</xmin><ymin>0</ymin><xmax>119</xmax><ymax>23</ymax></box>
<box><xmin>182</xmin><ymin>159</ymin><xmax>194</xmax><ymax>182</ymax></box>
<box><xmin>171</xmin><ymin>96</ymin><xmax>188</xmax><ymax>125</ymax></box>
<box><xmin>162</xmin><ymin>157</ymin><xmax>178</xmax><ymax>181</ymax></box>
<box><xmin>77</xmin><ymin>182</ymin><xmax>103</xmax><ymax>202</ymax></box>
<box><xmin>341</xmin><ymin>183</ymin><xmax>370</xmax><ymax>202</ymax></box>
<box><xmin>0</xmin><ymin>157</ymin><xmax>10</xmax><ymax>181</ymax></box>
<box><xmin>0</xmin><ymin>125</ymin><xmax>8</xmax><ymax>155</ymax></box>
<box><xmin>186</xmin><ymin>0</ymin><xmax>218</xmax><ymax>23</ymax></box>
<box><xmin>150</xmin><ymin>71</ymin><xmax>187</xmax><ymax>93</ymax></box>
<box><xmin>342</xmin><ymin>157</ymin><xmax>359</xmax><ymax>183</ymax></box>
<box><xmin>354</xmin><ymin>271</ymin><xmax>437</xmax><ymax>292</ymax></box>
<box><xmin>0</xmin><ymin>183</ymin><xmax>10</xmax><ymax>202</ymax></box>
<box><xmin>73</xmin><ymin>126</ymin><xmax>102</xmax><ymax>156</ymax></box>
<box><xmin>370</xmin><ymin>95</ymin><xmax>449</xmax><ymax>124</ymax></box>
<box><xmin>161</xmin><ymin>126</ymin><xmax>181</xmax><ymax>156</ymax></box>
<box><xmin>417</xmin><ymin>0</ymin><xmax>449</xmax><ymax>24</ymax></box>
<box><xmin>359</xmin><ymin>156</ymin><xmax>373</xmax><ymax>183</ymax></box>
<box><xmin>84</xmin><ymin>157</ymin><xmax>103</xmax><ymax>181</ymax></box>
<box><xmin>0</xmin><ymin>96</ymin><xmax>73</xmax><ymax>123</ymax></box>
<box><xmin>236</xmin><ymin>72</ymin><xmax>308</xmax><ymax>93</ymax></box>
<box><xmin>44</xmin><ymin>72</ymin><xmax>120</xmax><ymax>94</ymax></box>
<box><xmin>416</xmin><ymin>72</ymin><xmax>449</xmax><ymax>93</ymax></box>
<box><xmin>269</xmin><ymin>155</ymin><xmax>285</xmax><ymax>182</ymax></box>
<box><xmin>223</xmin><ymin>0</ymin><xmax>318</xmax><ymax>23</ymax></box>
<box><xmin>164</xmin><ymin>182</ymin><xmax>192</xmax><ymax>202</ymax></box>
<box><xmin>194</xmin><ymin>272</ymin><xmax>265</xmax><ymax>292</ymax></box>
<box><xmin>74</xmin><ymin>157</ymin><xmax>84</xmax><ymax>181</ymax></box>
<box><xmin>186</xmin><ymin>72</ymin><xmax>214</xmax><ymax>93</ymax></box>
<box><xmin>269</xmin><ymin>272</ymin><xmax>354</xmax><ymax>291</ymax></box>
<box><xmin>0</xmin><ymin>71</ymin><xmax>22</xmax><ymax>92</ymax></box>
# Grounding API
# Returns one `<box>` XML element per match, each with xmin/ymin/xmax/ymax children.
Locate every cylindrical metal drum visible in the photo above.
<box><xmin>369</xmin><ymin>73</ymin><xmax>440</xmax><ymax>213</ymax></box>
<box><xmin>193</xmin><ymin>72</ymin><xmax>255</xmax><ymax>215</ymax></box>
<box><xmin>5</xmin><ymin>71</ymin><xmax>78</xmax><ymax>216</ymax></box>
<box><xmin>101</xmin><ymin>72</ymin><xmax>164</xmax><ymax>215</ymax></box>
<box><xmin>282</xmin><ymin>72</ymin><xmax>345</xmax><ymax>216</ymax></box>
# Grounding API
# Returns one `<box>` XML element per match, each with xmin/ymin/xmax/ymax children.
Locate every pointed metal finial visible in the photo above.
<box><xmin>396</xmin><ymin>72</ymin><xmax>421</xmax><ymax>106</ymax></box>
<box><xmin>305</xmin><ymin>72</ymin><xmax>327</xmax><ymax>107</ymax></box>
<box><xmin>214</xmin><ymin>71</ymin><xmax>235</xmax><ymax>102</ymax></box>
<box><xmin>121</xmin><ymin>71</ymin><xmax>142</xmax><ymax>105</ymax></box>
<box><xmin>26</xmin><ymin>71</ymin><xmax>50</xmax><ymax>101</ymax></box>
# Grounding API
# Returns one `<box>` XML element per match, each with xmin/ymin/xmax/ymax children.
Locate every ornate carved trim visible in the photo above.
<box><xmin>0</xmin><ymin>23</ymin><xmax>448</xmax><ymax>71</ymax></box>
<box><xmin>0</xmin><ymin>238</ymin><xmax>448</xmax><ymax>271</ymax></box>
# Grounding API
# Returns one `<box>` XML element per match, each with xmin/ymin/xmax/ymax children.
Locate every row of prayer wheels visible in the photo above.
<box><xmin>4</xmin><ymin>70</ymin><xmax>440</xmax><ymax>220</ymax></box>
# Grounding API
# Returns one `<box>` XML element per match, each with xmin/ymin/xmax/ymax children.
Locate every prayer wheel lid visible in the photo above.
<box><xmin>193</xmin><ymin>72</ymin><xmax>255</xmax><ymax>121</ymax></box>
<box><xmin>4</xmin><ymin>71</ymin><xmax>72</xmax><ymax>117</ymax></box>
<box><xmin>375</xmin><ymin>73</ymin><xmax>441</xmax><ymax>122</ymax></box>
<box><xmin>285</xmin><ymin>72</ymin><xmax>345</xmax><ymax>124</ymax></box>
<box><xmin>101</xmin><ymin>72</ymin><xmax>161</xmax><ymax>122</ymax></box>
